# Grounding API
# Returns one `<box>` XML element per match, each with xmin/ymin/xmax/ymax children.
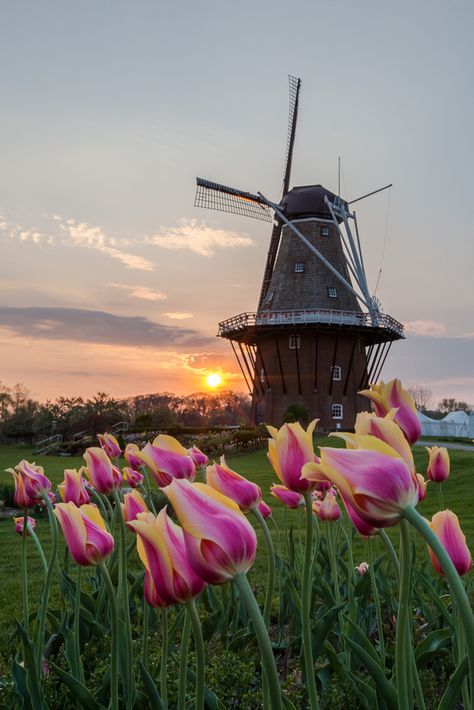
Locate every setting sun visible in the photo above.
<box><xmin>206</xmin><ymin>372</ymin><xmax>222</xmax><ymax>388</ymax></box>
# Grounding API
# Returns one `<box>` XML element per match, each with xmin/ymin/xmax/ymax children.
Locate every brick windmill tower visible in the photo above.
<box><xmin>194</xmin><ymin>76</ymin><xmax>404</xmax><ymax>429</ymax></box>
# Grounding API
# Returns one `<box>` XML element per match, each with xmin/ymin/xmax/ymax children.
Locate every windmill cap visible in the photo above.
<box><xmin>281</xmin><ymin>184</ymin><xmax>344</xmax><ymax>221</ymax></box>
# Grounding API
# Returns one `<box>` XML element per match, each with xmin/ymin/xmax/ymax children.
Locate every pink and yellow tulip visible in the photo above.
<box><xmin>124</xmin><ymin>443</ymin><xmax>143</xmax><ymax>470</ymax></box>
<box><xmin>359</xmin><ymin>378</ymin><xmax>421</xmax><ymax>445</ymax></box>
<box><xmin>7</xmin><ymin>460</ymin><xmax>51</xmax><ymax>502</ymax></box>
<box><xmin>206</xmin><ymin>456</ymin><xmax>262</xmax><ymax>512</ymax></box>
<box><xmin>13</xmin><ymin>515</ymin><xmax>36</xmax><ymax>536</ymax></box>
<box><xmin>163</xmin><ymin>479</ymin><xmax>257</xmax><ymax>584</ymax></box>
<box><xmin>257</xmin><ymin>500</ymin><xmax>272</xmax><ymax>519</ymax></box>
<box><xmin>312</xmin><ymin>487</ymin><xmax>341</xmax><ymax>521</ymax></box>
<box><xmin>267</xmin><ymin>420</ymin><xmax>318</xmax><ymax>492</ymax></box>
<box><xmin>58</xmin><ymin>468</ymin><xmax>90</xmax><ymax>506</ymax></box>
<box><xmin>348</xmin><ymin>409</ymin><xmax>415</xmax><ymax>472</ymax></box>
<box><xmin>129</xmin><ymin>507</ymin><xmax>206</xmax><ymax>606</ymax></box>
<box><xmin>97</xmin><ymin>432</ymin><xmax>122</xmax><ymax>459</ymax></box>
<box><xmin>83</xmin><ymin>447</ymin><xmax>123</xmax><ymax>494</ymax></box>
<box><xmin>302</xmin><ymin>436</ymin><xmax>420</xmax><ymax>528</ymax></box>
<box><xmin>136</xmin><ymin>434</ymin><xmax>196</xmax><ymax>487</ymax></box>
<box><xmin>122</xmin><ymin>490</ymin><xmax>149</xmax><ymax>529</ymax></box>
<box><xmin>54</xmin><ymin>502</ymin><xmax>114</xmax><ymax>566</ymax></box>
<box><xmin>270</xmin><ymin>484</ymin><xmax>304</xmax><ymax>509</ymax></box>
<box><xmin>188</xmin><ymin>445</ymin><xmax>209</xmax><ymax>467</ymax></box>
<box><xmin>427</xmin><ymin>510</ymin><xmax>472</xmax><ymax>577</ymax></box>
<box><xmin>355</xmin><ymin>562</ymin><xmax>369</xmax><ymax>576</ymax></box>
<box><xmin>122</xmin><ymin>466</ymin><xmax>144</xmax><ymax>488</ymax></box>
<box><xmin>426</xmin><ymin>446</ymin><xmax>450</xmax><ymax>483</ymax></box>
<box><xmin>8</xmin><ymin>470</ymin><xmax>37</xmax><ymax>508</ymax></box>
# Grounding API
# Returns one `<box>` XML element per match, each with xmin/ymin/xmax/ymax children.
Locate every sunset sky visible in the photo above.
<box><xmin>1</xmin><ymin>1</ymin><xmax>473</xmax><ymax>407</ymax></box>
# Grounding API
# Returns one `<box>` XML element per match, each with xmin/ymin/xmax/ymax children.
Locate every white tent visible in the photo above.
<box><xmin>417</xmin><ymin>410</ymin><xmax>471</xmax><ymax>438</ymax></box>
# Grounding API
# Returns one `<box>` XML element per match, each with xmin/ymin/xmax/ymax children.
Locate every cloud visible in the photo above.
<box><xmin>60</xmin><ymin>219</ymin><xmax>154</xmax><ymax>271</ymax></box>
<box><xmin>404</xmin><ymin>320</ymin><xmax>446</xmax><ymax>336</ymax></box>
<box><xmin>0</xmin><ymin>307</ymin><xmax>213</xmax><ymax>349</ymax></box>
<box><xmin>107</xmin><ymin>282</ymin><xmax>167</xmax><ymax>301</ymax></box>
<box><xmin>162</xmin><ymin>312</ymin><xmax>193</xmax><ymax>320</ymax></box>
<box><xmin>146</xmin><ymin>218</ymin><xmax>253</xmax><ymax>257</ymax></box>
<box><xmin>0</xmin><ymin>218</ymin><xmax>54</xmax><ymax>246</ymax></box>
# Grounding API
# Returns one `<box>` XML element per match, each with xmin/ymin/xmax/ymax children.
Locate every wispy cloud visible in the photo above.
<box><xmin>0</xmin><ymin>307</ymin><xmax>213</xmax><ymax>349</ymax></box>
<box><xmin>405</xmin><ymin>320</ymin><xmax>446</xmax><ymax>336</ymax></box>
<box><xmin>162</xmin><ymin>312</ymin><xmax>193</xmax><ymax>320</ymax></box>
<box><xmin>146</xmin><ymin>218</ymin><xmax>253</xmax><ymax>257</ymax></box>
<box><xmin>0</xmin><ymin>217</ymin><xmax>54</xmax><ymax>246</ymax></box>
<box><xmin>107</xmin><ymin>282</ymin><xmax>167</xmax><ymax>301</ymax></box>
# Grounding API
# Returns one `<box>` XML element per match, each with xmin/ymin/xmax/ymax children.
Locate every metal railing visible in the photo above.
<box><xmin>218</xmin><ymin>309</ymin><xmax>404</xmax><ymax>338</ymax></box>
<box><xmin>36</xmin><ymin>434</ymin><xmax>63</xmax><ymax>456</ymax></box>
<box><xmin>110</xmin><ymin>421</ymin><xmax>129</xmax><ymax>434</ymax></box>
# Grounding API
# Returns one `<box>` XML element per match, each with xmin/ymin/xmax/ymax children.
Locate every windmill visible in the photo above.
<box><xmin>194</xmin><ymin>76</ymin><xmax>404</xmax><ymax>428</ymax></box>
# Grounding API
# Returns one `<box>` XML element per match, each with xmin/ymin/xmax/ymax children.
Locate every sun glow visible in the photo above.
<box><xmin>206</xmin><ymin>372</ymin><xmax>222</xmax><ymax>388</ymax></box>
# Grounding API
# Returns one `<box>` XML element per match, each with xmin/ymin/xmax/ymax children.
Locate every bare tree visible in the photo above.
<box><xmin>407</xmin><ymin>384</ymin><xmax>433</xmax><ymax>412</ymax></box>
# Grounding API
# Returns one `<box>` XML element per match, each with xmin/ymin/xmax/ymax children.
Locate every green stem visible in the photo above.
<box><xmin>302</xmin><ymin>492</ymin><xmax>319</xmax><ymax>709</ymax></box>
<box><xmin>396</xmin><ymin>520</ymin><xmax>413</xmax><ymax>708</ymax></box>
<box><xmin>141</xmin><ymin>467</ymin><xmax>157</xmax><ymax>514</ymax></box>
<box><xmin>160</xmin><ymin>607</ymin><xmax>168</xmax><ymax>705</ymax></box>
<box><xmin>74</xmin><ymin>566</ymin><xmax>84</xmax><ymax>682</ymax></box>
<box><xmin>379</xmin><ymin>529</ymin><xmax>400</xmax><ymax>583</ymax></box>
<box><xmin>403</xmin><ymin>506</ymin><xmax>474</xmax><ymax>706</ymax></box>
<box><xmin>178</xmin><ymin>613</ymin><xmax>191</xmax><ymax>710</ymax></box>
<box><xmin>367</xmin><ymin>537</ymin><xmax>385</xmax><ymax>670</ymax></box>
<box><xmin>35</xmin><ymin>495</ymin><xmax>58</xmax><ymax>669</ymax></box>
<box><xmin>455</xmin><ymin>603</ymin><xmax>470</xmax><ymax>710</ymax></box>
<box><xmin>99</xmin><ymin>562</ymin><xmax>118</xmax><ymax>710</ymax></box>
<box><xmin>186</xmin><ymin>599</ymin><xmax>205</xmax><ymax>710</ymax></box>
<box><xmin>89</xmin><ymin>488</ymin><xmax>109</xmax><ymax>524</ymax></box>
<box><xmin>233</xmin><ymin>573</ymin><xmax>282</xmax><ymax>710</ymax></box>
<box><xmin>30</xmin><ymin>529</ymin><xmax>48</xmax><ymax>577</ymax></box>
<box><xmin>251</xmin><ymin>507</ymin><xmax>276</xmax><ymax>626</ymax></box>
<box><xmin>21</xmin><ymin>509</ymin><xmax>29</xmax><ymax>632</ymax></box>
<box><xmin>142</xmin><ymin>601</ymin><xmax>149</xmax><ymax>667</ymax></box>
<box><xmin>437</xmin><ymin>482</ymin><xmax>445</xmax><ymax>509</ymax></box>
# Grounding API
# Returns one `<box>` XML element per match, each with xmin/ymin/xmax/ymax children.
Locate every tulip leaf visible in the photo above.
<box><xmin>413</xmin><ymin>569</ymin><xmax>453</xmax><ymax>627</ymax></box>
<box><xmin>414</xmin><ymin>627</ymin><xmax>452</xmax><ymax>667</ymax></box>
<box><xmin>138</xmin><ymin>661</ymin><xmax>166</xmax><ymax>710</ymax></box>
<box><xmin>347</xmin><ymin>670</ymin><xmax>377</xmax><ymax>710</ymax></box>
<box><xmin>12</xmin><ymin>655</ymin><xmax>33</xmax><ymax>710</ymax></box>
<box><xmin>311</xmin><ymin>602</ymin><xmax>346</xmax><ymax>661</ymax></box>
<box><xmin>50</xmin><ymin>662</ymin><xmax>104</xmax><ymax>709</ymax></box>
<box><xmin>282</xmin><ymin>695</ymin><xmax>298</xmax><ymax>709</ymax></box>
<box><xmin>437</xmin><ymin>656</ymin><xmax>468</xmax><ymax>710</ymax></box>
<box><xmin>345</xmin><ymin>617</ymin><xmax>381</xmax><ymax>665</ymax></box>
<box><xmin>15</xmin><ymin>622</ymin><xmax>47</xmax><ymax>710</ymax></box>
<box><xmin>343</xmin><ymin>635</ymin><xmax>398</xmax><ymax>710</ymax></box>
<box><xmin>117</xmin><ymin>618</ymin><xmax>136</xmax><ymax>707</ymax></box>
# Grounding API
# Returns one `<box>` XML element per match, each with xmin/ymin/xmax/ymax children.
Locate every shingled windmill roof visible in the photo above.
<box><xmin>281</xmin><ymin>185</ymin><xmax>345</xmax><ymax>222</ymax></box>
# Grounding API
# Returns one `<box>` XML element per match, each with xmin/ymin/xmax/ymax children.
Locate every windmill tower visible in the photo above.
<box><xmin>194</xmin><ymin>76</ymin><xmax>404</xmax><ymax>429</ymax></box>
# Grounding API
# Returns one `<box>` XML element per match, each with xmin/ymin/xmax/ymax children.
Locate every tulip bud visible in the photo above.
<box><xmin>427</xmin><ymin>510</ymin><xmax>472</xmax><ymax>577</ymax></box>
<box><xmin>312</xmin><ymin>487</ymin><xmax>340</xmax><ymax>521</ymax></box>
<box><xmin>97</xmin><ymin>433</ymin><xmax>122</xmax><ymax>459</ymax></box>
<box><xmin>58</xmin><ymin>468</ymin><xmax>90</xmax><ymax>506</ymax></box>
<box><xmin>124</xmin><ymin>443</ymin><xmax>143</xmax><ymax>470</ymax></box>
<box><xmin>122</xmin><ymin>467</ymin><xmax>144</xmax><ymax>489</ymax></box>
<box><xmin>122</xmin><ymin>490</ymin><xmax>149</xmax><ymax>530</ymax></box>
<box><xmin>270</xmin><ymin>484</ymin><xmax>304</xmax><ymax>509</ymax></box>
<box><xmin>188</xmin><ymin>445</ymin><xmax>209</xmax><ymax>467</ymax></box>
<box><xmin>54</xmin><ymin>503</ymin><xmax>114</xmax><ymax>566</ymax></box>
<box><xmin>136</xmin><ymin>434</ymin><xmax>196</xmax><ymax>487</ymax></box>
<box><xmin>83</xmin><ymin>447</ymin><xmax>123</xmax><ymax>494</ymax></box>
<box><xmin>257</xmin><ymin>500</ymin><xmax>272</xmax><ymax>519</ymax></box>
<box><xmin>426</xmin><ymin>446</ymin><xmax>450</xmax><ymax>483</ymax></box>
<box><xmin>267</xmin><ymin>420</ymin><xmax>319</xmax><ymax>492</ymax></box>
<box><xmin>355</xmin><ymin>562</ymin><xmax>369</xmax><ymax>576</ymax></box>
<box><xmin>13</xmin><ymin>515</ymin><xmax>36</xmax><ymax>536</ymax></box>
<box><xmin>206</xmin><ymin>456</ymin><xmax>262</xmax><ymax>512</ymax></box>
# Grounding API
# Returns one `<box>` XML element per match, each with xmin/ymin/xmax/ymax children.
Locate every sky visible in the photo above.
<box><xmin>1</xmin><ymin>0</ymin><xmax>473</xmax><ymax>408</ymax></box>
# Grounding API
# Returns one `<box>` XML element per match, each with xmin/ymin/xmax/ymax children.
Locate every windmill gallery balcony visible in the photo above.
<box><xmin>218</xmin><ymin>308</ymin><xmax>405</xmax><ymax>342</ymax></box>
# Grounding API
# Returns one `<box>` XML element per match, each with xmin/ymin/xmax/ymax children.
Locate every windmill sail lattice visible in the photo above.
<box><xmin>194</xmin><ymin>76</ymin><xmax>404</xmax><ymax>428</ymax></box>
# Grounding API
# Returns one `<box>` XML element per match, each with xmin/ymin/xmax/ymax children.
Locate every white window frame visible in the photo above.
<box><xmin>328</xmin><ymin>287</ymin><xmax>338</xmax><ymax>298</ymax></box>
<box><xmin>332</xmin><ymin>365</ymin><xmax>342</xmax><ymax>381</ymax></box>
<box><xmin>289</xmin><ymin>334</ymin><xmax>300</xmax><ymax>350</ymax></box>
<box><xmin>332</xmin><ymin>403</ymin><xmax>343</xmax><ymax>420</ymax></box>
<box><xmin>294</xmin><ymin>261</ymin><xmax>304</xmax><ymax>273</ymax></box>
<box><xmin>321</xmin><ymin>226</ymin><xmax>329</xmax><ymax>236</ymax></box>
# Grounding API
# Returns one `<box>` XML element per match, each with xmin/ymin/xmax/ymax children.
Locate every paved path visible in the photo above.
<box><xmin>418</xmin><ymin>439</ymin><xmax>474</xmax><ymax>452</ymax></box>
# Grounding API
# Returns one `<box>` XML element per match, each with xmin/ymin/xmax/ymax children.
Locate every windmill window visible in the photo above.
<box><xmin>321</xmin><ymin>226</ymin><xmax>329</xmax><ymax>236</ymax></box>
<box><xmin>327</xmin><ymin>287</ymin><xmax>338</xmax><ymax>298</ymax></box>
<box><xmin>332</xmin><ymin>365</ymin><xmax>342</xmax><ymax>381</ymax></box>
<box><xmin>332</xmin><ymin>403</ymin><xmax>343</xmax><ymax>420</ymax></box>
<box><xmin>295</xmin><ymin>261</ymin><xmax>304</xmax><ymax>273</ymax></box>
<box><xmin>289</xmin><ymin>335</ymin><xmax>300</xmax><ymax>349</ymax></box>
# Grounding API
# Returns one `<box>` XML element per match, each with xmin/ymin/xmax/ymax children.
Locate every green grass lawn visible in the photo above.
<box><xmin>1</xmin><ymin>439</ymin><xmax>473</xmax><ymax>670</ymax></box>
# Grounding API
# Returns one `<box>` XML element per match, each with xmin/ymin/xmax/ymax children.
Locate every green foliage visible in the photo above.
<box><xmin>282</xmin><ymin>402</ymin><xmax>309</xmax><ymax>425</ymax></box>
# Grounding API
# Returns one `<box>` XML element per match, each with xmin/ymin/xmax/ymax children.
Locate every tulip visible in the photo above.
<box><xmin>416</xmin><ymin>474</ymin><xmax>428</xmax><ymax>501</ymax></box>
<box><xmin>257</xmin><ymin>500</ymin><xmax>272</xmax><ymax>519</ymax></box>
<box><xmin>97</xmin><ymin>432</ymin><xmax>122</xmax><ymax>459</ymax></box>
<box><xmin>359</xmin><ymin>378</ymin><xmax>421</xmax><ymax>445</ymax></box>
<box><xmin>426</xmin><ymin>446</ymin><xmax>450</xmax><ymax>483</ymax></box>
<box><xmin>270</xmin><ymin>484</ymin><xmax>304</xmax><ymax>509</ymax></box>
<box><xmin>348</xmin><ymin>409</ymin><xmax>415</xmax><ymax>472</ymax></box>
<box><xmin>344</xmin><ymin>498</ymin><xmax>379</xmax><ymax>537</ymax></box>
<box><xmin>427</xmin><ymin>510</ymin><xmax>472</xmax><ymax>577</ymax></box>
<box><xmin>122</xmin><ymin>490</ymin><xmax>149</xmax><ymax>530</ymax></box>
<box><xmin>7</xmin><ymin>460</ymin><xmax>51</xmax><ymax>502</ymax></box>
<box><xmin>83</xmin><ymin>447</ymin><xmax>123</xmax><ymax>494</ymax></box>
<box><xmin>312</xmin><ymin>487</ymin><xmax>340</xmax><ymax>521</ymax></box>
<box><xmin>13</xmin><ymin>516</ymin><xmax>36</xmax><ymax>536</ymax></box>
<box><xmin>8</xmin><ymin>470</ymin><xmax>37</xmax><ymax>508</ymax></box>
<box><xmin>54</xmin><ymin>502</ymin><xmax>114</xmax><ymax>565</ymax></box>
<box><xmin>302</xmin><ymin>436</ymin><xmax>420</xmax><ymax>529</ymax></box>
<box><xmin>124</xmin><ymin>443</ymin><xmax>143</xmax><ymax>470</ymax></box>
<box><xmin>267</xmin><ymin>420</ymin><xmax>319</xmax><ymax>492</ymax></box>
<box><xmin>58</xmin><ymin>468</ymin><xmax>90</xmax><ymax>506</ymax></box>
<box><xmin>136</xmin><ymin>434</ymin><xmax>196</xmax><ymax>487</ymax></box>
<box><xmin>129</xmin><ymin>508</ymin><xmax>207</xmax><ymax>606</ymax></box>
<box><xmin>122</xmin><ymin>466</ymin><xmax>144</xmax><ymax>488</ymax></box>
<box><xmin>163</xmin><ymin>479</ymin><xmax>257</xmax><ymax>584</ymax></box>
<box><xmin>356</xmin><ymin>562</ymin><xmax>369</xmax><ymax>576</ymax></box>
<box><xmin>188</xmin><ymin>445</ymin><xmax>209</xmax><ymax>467</ymax></box>
<box><xmin>206</xmin><ymin>456</ymin><xmax>262</xmax><ymax>512</ymax></box>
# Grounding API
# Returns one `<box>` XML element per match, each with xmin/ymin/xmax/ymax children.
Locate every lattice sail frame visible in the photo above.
<box><xmin>194</xmin><ymin>178</ymin><xmax>272</xmax><ymax>222</ymax></box>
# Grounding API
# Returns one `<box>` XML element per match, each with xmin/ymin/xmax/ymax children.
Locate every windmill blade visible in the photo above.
<box><xmin>283</xmin><ymin>75</ymin><xmax>301</xmax><ymax>194</ymax></box>
<box><xmin>194</xmin><ymin>178</ymin><xmax>273</xmax><ymax>222</ymax></box>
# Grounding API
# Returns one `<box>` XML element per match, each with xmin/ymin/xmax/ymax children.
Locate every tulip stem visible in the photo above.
<box><xmin>437</xmin><ymin>482</ymin><xmax>445</xmax><ymax>510</ymax></box>
<box><xmin>160</xmin><ymin>607</ymin><xmax>168</xmax><ymax>705</ymax></box>
<box><xmin>30</xmin><ymin>529</ymin><xmax>48</xmax><ymax>577</ymax></box>
<box><xmin>234</xmin><ymin>573</ymin><xmax>282</xmax><ymax>710</ymax></box>
<box><xmin>379</xmin><ymin>529</ymin><xmax>400</xmax><ymax>583</ymax></box>
<box><xmin>35</xmin><ymin>495</ymin><xmax>58</xmax><ymax>670</ymax></box>
<box><xmin>74</xmin><ymin>565</ymin><xmax>84</xmax><ymax>682</ymax></box>
<box><xmin>21</xmin><ymin>509</ymin><xmax>29</xmax><ymax>633</ymax></box>
<box><xmin>142</xmin><ymin>600</ymin><xmax>149</xmax><ymax>667</ymax></box>
<box><xmin>178</xmin><ymin>612</ymin><xmax>191</xmax><ymax>710</ymax></box>
<box><xmin>251</xmin><ymin>507</ymin><xmax>276</xmax><ymax>626</ymax></box>
<box><xmin>367</xmin><ymin>537</ymin><xmax>385</xmax><ymax>670</ymax></box>
<box><xmin>185</xmin><ymin>599</ymin><xmax>205</xmax><ymax>710</ymax></box>
<box><xmin>99</xmin><ymin>562</ymin><xmax>118</xmax><ymax>710</ymax></box>
<box><xmin>302</xmin><ymin>492</ymin><xmax>319</xmax><ymax>710</ymax></box>
<box><xmin>396</xmin><ymin>519</ymin><xmax>413</xmax><ymax>708</ymax></box>
<box><xmin>402</xmin><ymin>505</ymin><xmax>474</xmax><ymax>706</ymax></box>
